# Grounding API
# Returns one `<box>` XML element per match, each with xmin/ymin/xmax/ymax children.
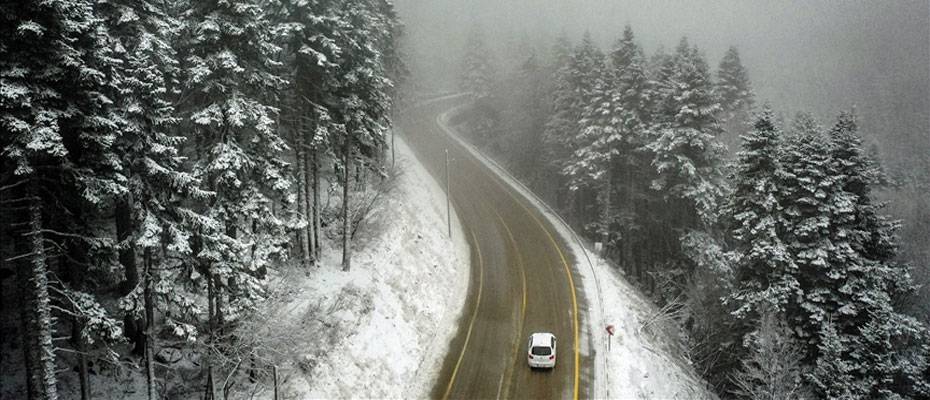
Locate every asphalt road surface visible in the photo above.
<box><xmin>399</xmin><ymin>95</ymin><xmax>592</xmax><ymax>400</ymax></box>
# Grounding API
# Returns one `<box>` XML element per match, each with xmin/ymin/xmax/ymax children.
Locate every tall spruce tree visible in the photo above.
<box><xmin>607</xmin><ymin>26</ymin><xmax>653</xmax><ymax>275</ymax></box>
<box><xmin>0</xmin><ymin>1</ymin><xmax>130</xmax><ymax>398</ymax></box>
<box><xmin>540</xmin><ymin>34</ymin><xmax>578</xmax><ymax>207</ymax></box>
<box><xmin>502</xmin><ymin>51</ymin><xmax>547</xmax><ymax>180</ymax></box>
<box><xmin>459</xmin><ymin>29</ymin><xmax>495</xmax><ymax>101</ymax></box>
<box><xmin>741</xmin><ymin>111</ymin><xmax>930</xmax><ymax>398</ymax></box>
<box><xmin>715</xmin><ymin>46</ymin><xmax>754</xmax><ymax>157</ymax></box>
<box><xmin>282</xmin><ymin>0</ymin><xmax>348</xmax><ymax>270</ymax></box>
<box><xmin>804</xmin><ymin>112</ymin><xmax>929</xmax><ymax>398</ymax></box>
<box><xmin>178</xmin><ymin>0</ymin><xmax>291</xmax><ymax>395</ymax></box>
<box><xmin>564</xmin><ymin>36</ymin><xmax>611</xmax><ymax>235</ymax></box>
<box><xmin>99</xmin><ymin>1</ymin><xmax>209</xmax><ymax>397</ymax></box>
<box><xmin>333</xmin><ymin>0</ymin><xmax>395</xmax><ymax>272</ymax></box>
<box><xmin>648</xmin><ymin>38</ymin><xmax>726</xmax><ymax>227</ymax></box>
<box><xmin>561</xmin><ymin>32</ymin><xmax>606</xmax><ymax>223</ymax></box>
<box><xmin>728</xmin><ymin>108</ymin><xmax>797</xmax><ymax>320</ymax></box>
<box><xmin>715</xmin><ymin>46</ymin><xmax>753</xmax><ymax>117</ymax></box>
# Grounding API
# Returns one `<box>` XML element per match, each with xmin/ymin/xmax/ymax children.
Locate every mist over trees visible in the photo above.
<box><xmin>453</xmin><ymin>24</ymin><xmax>930</xmax><ymax>398</ymax></box>
<box><xmin>0</xmin><ymin>0</ymin><xmax>404</xmax><ymax>398</ymax></box>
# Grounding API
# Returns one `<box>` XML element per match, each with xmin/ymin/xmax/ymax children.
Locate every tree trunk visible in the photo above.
<box><xmin>272</xmin><ymin>365</ymin><xmax>279</xmax><ymax>400</ymax></box>
<box><xmin>216</xmin><ymin>219</ymin><xmax>234</xmax><ymax>326</ymax></box>
<box><xmin>205</xmin><ymin>274</ymin><xmax>216</xmax><ymax>400</ymax></box>
<box><xmin>24</xmin><ymin>179</ymin><xmax>59</xmax><ymax>400</ymax></box>
<box><xmin>60</xmin><ymin>227</ymin><xmax>90</xmax><ymax>400</ymax></box>
<box><xmin>143</xmin><ymin>249</ymin><xmax>157</xmax><ymax>400</ymax></box>
<box><xmin>342</xmin><ymin>130</ymin><xmax>352</xmax><ymax>272</ymax></box>
<box><xmin>601</xmin><ymin>156</ymin><xmax>612</xmax><ymax>251</ymax></box>
<box><xmin>72</xmin><ymin>317</ymin><xmax>90</xmax><ymax>400</ymax></box>
<box><xmin>294</xmin><ymin>119</ymin><xmax>310</xmax><ymax>267</ymax></box>
<box><xmin>0</xmin><ymin>185</ymin><xmax>6</xmax><ymax>399</ymax></box>
<box><xmin>17</xmin><ymin>257</ymin><xmax>36</xmax><ymax>400</ymax></box>
<box><xmin>312</xmin><ymin>151</ymin><xmax>321</xmax><ymax>261</ymax></box>
<box><xmin>623</xmin><ymin>167</ymin><xmax>635</xmax><ymax>280</ymax></box>
<box><xmin>304</xmin><ymin>148</ymin><xmax>315</xmax><ymax>265</ymax></box>
<box><xmin>116</xmin><ymin>195</ymin><xmax>144</xmax><ymax>355</ymax></box>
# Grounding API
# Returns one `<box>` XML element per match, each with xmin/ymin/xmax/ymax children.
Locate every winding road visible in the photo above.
<box><xmin>399</xmin><ymin>95</ymin><xmax>592</xmax><ymax>400</ymax></box>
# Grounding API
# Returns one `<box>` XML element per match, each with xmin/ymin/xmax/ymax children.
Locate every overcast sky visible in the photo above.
<box><xmin>394</xmin><ymin>0</ymin><xmax>929</xmax><ymax>160</ymax></box>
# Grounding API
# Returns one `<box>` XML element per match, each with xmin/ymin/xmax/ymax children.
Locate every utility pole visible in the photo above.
<box><xmin>273</xmin><ymin>365</ymin><xmax>279</xmax><ymax>400</ymax></box>
<box><xmin>445</xmin><ymin>148</ymin><xmax>451</xmax><ymax>238</ymax></box>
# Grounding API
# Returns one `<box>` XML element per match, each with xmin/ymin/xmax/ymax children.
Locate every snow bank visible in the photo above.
<box><xmin>437</xmin><ymin>105</ymin><xmax>715</xmax><ymax>400</ymax></box>
<box><xmin>280</xmin><ymin>136</ymin><xmax>469</xmax><ymax>399</ymax></box>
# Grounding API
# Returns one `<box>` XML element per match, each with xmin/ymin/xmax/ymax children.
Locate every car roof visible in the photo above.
<box><xmin>530</xmin><ymin>332</ymin><xmax>555</xmax><ymax>347</ymax></box>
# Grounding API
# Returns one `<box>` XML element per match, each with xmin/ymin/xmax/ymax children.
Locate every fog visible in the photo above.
<box><xmin>394</xmin><ymin>0</ymin><xmax>929</xmax><ymax>161</ymax></box>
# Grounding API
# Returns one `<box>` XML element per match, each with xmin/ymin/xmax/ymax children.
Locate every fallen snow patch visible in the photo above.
<box><xmin>279</xmin><ymin>136</ymin><xmax>469</xmax><ymax>399</ymax></box>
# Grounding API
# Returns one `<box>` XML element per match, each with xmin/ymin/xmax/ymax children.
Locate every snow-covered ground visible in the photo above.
<box><xmin>276</xmin><ymin>136</ymin><xmax>469</xmax><ymax>399</ymax></box>
<box><xmin>438</xmin><ymin>105</ymin><xmax>716</xmax><ymax>400</ymax></box>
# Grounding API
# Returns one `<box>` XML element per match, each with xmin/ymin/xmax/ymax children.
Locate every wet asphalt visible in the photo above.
<box><xmin>399</xmin><ymin>96</ymin><xmax>592</xmax><ymax>400</ymax></box>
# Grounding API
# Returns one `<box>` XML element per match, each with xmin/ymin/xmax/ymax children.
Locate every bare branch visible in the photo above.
<box><xmin>4</xmin><ymin>251</ymin><xmax>38</xmax><ymax>263</ymax></box>
<box><xmin>0</xmin><ymin>179</ymin><xmax>28</xmax><ymax>193</ymax></box>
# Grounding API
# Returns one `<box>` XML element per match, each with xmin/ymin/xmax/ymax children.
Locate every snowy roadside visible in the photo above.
<box><xmin>437</xmin><ymin>104</ymin><xmax>716</xmax><ymax>399</ymax></box>
<box><xmin>275</xmin><ymin>135</ymin><xmax>469</xmax><ymax>399</ymax></box>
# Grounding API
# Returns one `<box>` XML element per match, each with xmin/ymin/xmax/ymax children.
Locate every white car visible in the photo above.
<box><xmin>527</xmin><ymin>332</ymin><xmax>557</xmax><ymax>369</ymax></box>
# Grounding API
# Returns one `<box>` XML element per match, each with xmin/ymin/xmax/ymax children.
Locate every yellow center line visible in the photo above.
<box><xmin>436</xmin><ymin>107</ymin><xmax>580</xmax><ymax>400</ymax></box>
<box><xmin>505</xmin><ymin>186</ymin><xmax>580</xmax><ymax>400</ymax></box>
<box><xmin>472</xmin><ymin>162</ymin><xmax>581</xmax><ymax>400</ymax></box>
<box><xmin>442</xmin><ymin>227</ymin><xmax>485</xmax><ymax>400</ymax></box>
<box><xmin>492</xmin><ymin>208</ymin><xmax>527</xmax><ymax>400</ymax></box>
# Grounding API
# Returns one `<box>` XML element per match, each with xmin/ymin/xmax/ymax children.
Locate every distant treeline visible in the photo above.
<box><xmin>457</xmin><ymin>26</ymin><xmax>930</xmax><ymax>398</ymax></box>
<box><xmin>0</xmin><ymin>0</ymin><xmax>404</xmax><ymax>399</ymax></box>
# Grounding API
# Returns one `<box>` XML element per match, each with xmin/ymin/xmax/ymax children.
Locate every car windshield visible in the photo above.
<box><xmin>531</xmin><ymin>346</ymin><xmax>551</xmax><ymax>356</ymax></box>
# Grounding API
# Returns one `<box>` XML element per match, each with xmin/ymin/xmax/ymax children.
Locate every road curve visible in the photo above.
<box><xmin>399</xmin><ymin>95</ymin><xmax>591</xmax><ymax>400</ymax></box>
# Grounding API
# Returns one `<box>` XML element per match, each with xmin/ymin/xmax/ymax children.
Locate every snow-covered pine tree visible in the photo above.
<box><xmin>565</xmin><ymin>25</ymin><xmax>654</xmax><ymax>257</ymax></box>
<box><xmin>649</xmin><ymin>45</ymin><xmax>679</xmax><ymax>122</ymax></box>
<box><xmin>560</xmin><ymin>32</ymin><xmax>607</xmax><ymax>223</ymax></box>
<box><xmin>457</xmin><ymin>27</ymin><xmax>500</xmax><ymax>147</ymax></box>
<box><xmin>564</xmin><ymin>36</ymin><xmax>612</xmax><ymax>237</ymax></box>
<box><xmin>337</xmin><ymin>0</ymin><xmax>395</xmax><ymax>271</ymax></box>
<box><xmin>774</xmin><ymin>112</ymin><xmax>930</xmax><ymax>398</ymax></box>
<box><xmin>648</xmin><ymin>37</ymin><xmax>726</xmax><ymax>228</ymax></box>
<box><xmin>715</xmin><ymin>46</ymin><xmax>755</xmax><ymax>157</ymax></box>
<box><xmin>805</xmin><ymin>112</ymin><xmax>930</xmax><ymax>398</ymax></box>
<box><xmin>636</xmin><ymin>39</ymin><xmax>730</xmax><ymax>352</ymax></box>
<box><xmin>1</xmin><ymin>1</ymin><xmax>131</xmax><ymax>398</ymax></box>
<box><xmin>178</xmin><ymin>0</ymin><xmax>291</xmax><ymax>395</ymax></box>
<box><xmin>459</xmin><ymin>29</ymin><xmax>495</xmax><ymax>101</ymax></box>
<box><xmin>281</xmin><ymin>0</ymin><xmax>344</xmax><ymax>268</ymax></box>
<box><xmin>501</xmin><ymin>51</ymin><xmax>548</xmax><ymax>181</ymax></box>
<box><xmin>280</xmin><ymin>0</ymin><xmax>396</xmax><ymax>272</ymax></box>
<box><xmin>715</xmin><ymin>46</ymin><xmax>754</xmax><ymax>118</ymax></box>
<box><xmin>727</xmin><ymin>108</ymin><xmax>797</xmax><ymax>320</ymax></box>
<box><xmin>98</xmin><ymin>1</ymin><xmax>211</xmax><ymax>397</ymax></box>
<box><xmin>733</xmin><ymin>309</ymin><xmax>812</xmax><ymax>400</ymax></box>
<box><xmin>776</xmin><ymin>113</ymin><xmax>842</xmax><ymax>337</ymax></box>
<box><xmin>607</xmin><ymin>26</ymin><xmax>653</xmax><ymax>277</ymax></box>
<box><xmin>540</xmin><ymin>34</ymin><xmax>578</xmax><ymax>208</ymax></box>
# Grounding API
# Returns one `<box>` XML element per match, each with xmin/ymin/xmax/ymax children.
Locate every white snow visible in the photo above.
<box><xmin>277</xmin><ymin>135</ymin><xmax>470</xmax><ymax>399</ymax></box>
<box><xmin>436</xmin><ymin>101</ymin><xmax>716</xmax><ymax>400</ymax></box>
